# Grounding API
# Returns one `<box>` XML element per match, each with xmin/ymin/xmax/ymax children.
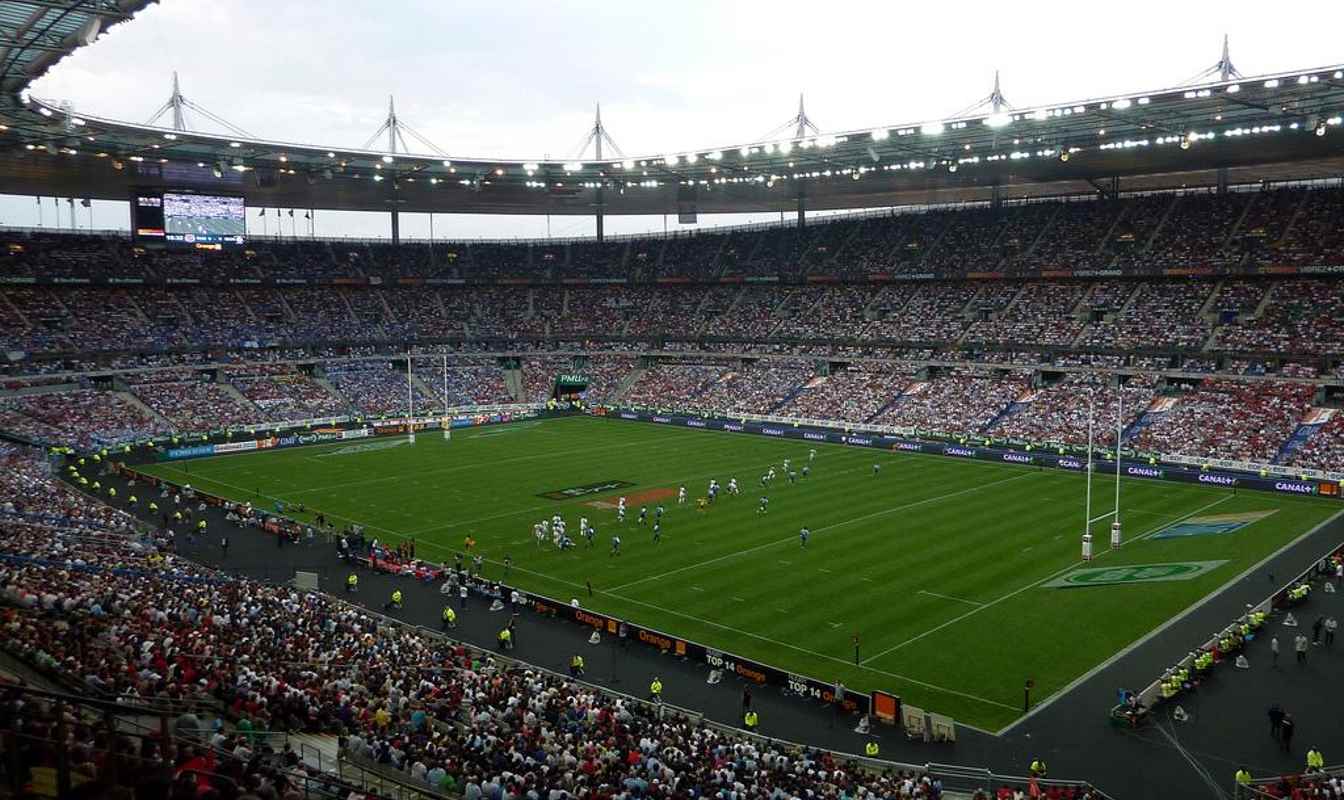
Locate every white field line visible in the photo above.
<box><xmin>919</xmin><ymin>590</ymin><xmax>984</xmax><ymax>607</ymax></box>
<box><xmin>859</xmin><ymin>494</ymin><xmax>1236</xmax><ymax>665</ymax></box>
<box><xmin>997</xmin><ymin>506</ymin><xmax>1344</xmax><ymax>735</ymax></box>
<box><xmin>396</xmin><ymin>509</ymin><xmax>1021</xmax><ymax>713</ymax></box>
<box><xmin>399</xmin><ymin>456</ymin><xmax>877</xmax><ymax>539</ymax></box>
<box><xmin>605</xmin><ymin>471</ymin><xmax>1037</xmax><ymax>593</ymax></box>
<box><xmin>284</xmin><ymin>439</ymin><xmax>651</xmax><ymax>497</ymax></box>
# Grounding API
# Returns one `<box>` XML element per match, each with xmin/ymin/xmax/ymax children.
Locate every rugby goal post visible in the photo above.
<box><xmin>442</xmin><ymin>354</ymin><xmax>452</xmax><ymax>440</ymax></box>
<box><xmin>406</xmin><ymin>350</ymin><xmax>416</xmax><ymax>444</ymax></box>
<box><xmin>1081</xmin><ymin>385</ymin><xmax>1125</xmax><ymax>558</ymax></box>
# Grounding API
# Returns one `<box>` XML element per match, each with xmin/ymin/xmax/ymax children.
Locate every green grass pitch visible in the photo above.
<box><xmin>139</xmin><ymin>415</ymin><xmax>1342</xmax><ymax>730</ymax></box>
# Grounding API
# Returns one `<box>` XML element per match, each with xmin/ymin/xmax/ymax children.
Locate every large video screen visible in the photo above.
<box><xmin>132</xmin><ymin>190</ymin><xmax>246</xmax><ymax>248</ymax></box>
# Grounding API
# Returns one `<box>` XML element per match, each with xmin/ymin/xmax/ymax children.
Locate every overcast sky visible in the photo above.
<box><xmin>6</xmin><ymin>0</ymin><xmax>1344</xmax><ymax>239</ymax></box>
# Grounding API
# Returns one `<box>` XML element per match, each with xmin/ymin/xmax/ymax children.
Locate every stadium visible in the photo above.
<box><xmin>1</xmin><ymin>2</ymin><xmax>1343</xmax><ymax>798</ymax></box>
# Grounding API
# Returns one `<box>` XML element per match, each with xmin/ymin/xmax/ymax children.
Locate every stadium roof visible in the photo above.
<box><xmin>0</xmin><ymin>1</ymin><xmax>153</xmax><ymax>95</ymax></box>
<box><xmin>0</xmin><ymin>11</ymin><xmax>1342</xmax><ymax>216</ymax></box>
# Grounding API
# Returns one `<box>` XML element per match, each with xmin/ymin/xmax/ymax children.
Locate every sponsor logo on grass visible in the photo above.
<box><xmin>1127</xmin><ymin>466</ymin><xmax>1162</xmax><ymax>478</ymax></box>
<box><xmin>844</xmin><ymin>436</ymin><xmax>872</xmax><ymax>446</ymax></box>
<box><xmin>652</xmin><ymin>416</ymin><xmax>672</xmax><ymax>424</ymax></box>
<box><xmin>804</xmin><ymin>432</ymin><xmax>827</xmax><ymax>441</ymax></box>
<box><xmin>687</xmin><ymin>420</ymin><xmax>707</xmax><ymax>428</ymax></box>
<box><xmin>944</xmin><ymin>446</ymin><xmax>976</xmax><ymax>457</ymax></box>
<box><xmin>317</xmin><ymin>439</ymin><xmax>409</xmax><ymax>457</ymax></box>
<box><xmin>538</xmin><ymin>480</ymin><xmax>636</xmax><ymax>501</ymax></box>
<box><xmin>1153</xmin><ymin>510</ymin><xmax>1278</xmax><ymax>539</ymax></box>
<box><xmin>893</xmin><ymin>442</ymin><xmax>922</xmax><ymax>452</ymax></box>
<box><xmin>1197</xmin><ymin>473</ymin><xmax>1238</xmax><ymax>486</ymax></box>
<box><xmin>1043</xmin><ymin>560</ymin><xmax>1228</xmax><ymax>588</ymax></box>
<box><xmin>1002</xmin><ymin>453</ymin><xmax>1032</xmax><ymax>464</ymax></box>
<box><xmin>1057</xmin><ymin>458</ymin><xmax>1083</xmax><ymax>470</ymax></box>
<box><xmin>723</xmin><ymin>423</ymin><xmax>745</xmax><ymax>432</ymax></box>
<box><xmin>762</xmin><ymin>427</ymin><xmax>784</xmax><ymax>436</ymax></box>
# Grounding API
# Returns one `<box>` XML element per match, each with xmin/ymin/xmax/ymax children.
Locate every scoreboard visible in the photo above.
<box><xmin>132</xmin><ymin>189</ymin><xmax>246</xmax><ymax>248</ymax></box>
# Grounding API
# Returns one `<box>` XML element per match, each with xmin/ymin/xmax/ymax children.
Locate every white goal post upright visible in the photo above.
<box><xmin>406</xmin><ymin>350</ymin><xmax>416</xmax><ymax>444</ymax></box>
<box><xmin>1082</xmin><ymin>384</ymin><xmax>1124</xmax><ymax>561</ymax></box>
<box><xmin>1083</xmin><ymin>389</ymin><xmax>1095</xmax><ymax>560</ymax></box>
<box><xmin>1111</xmin><ymin>385</ymin><xmax>1123</xmax><ymax>548</ymax></box>
<box><xmin>442</xmin><ymin>353</ymin><xmax>451</xmax><ymax>441</ymax></box>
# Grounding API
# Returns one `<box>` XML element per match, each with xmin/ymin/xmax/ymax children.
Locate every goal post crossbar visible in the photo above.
<box><xmin>1088</xmin><ymin>510</ymin><xmax>1117</xmax><ymax>525</ymax></box>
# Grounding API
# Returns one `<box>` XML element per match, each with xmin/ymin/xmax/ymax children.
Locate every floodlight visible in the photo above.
<box><xmin>1111</xmin><ymin>98</ymin><xmax>1132</xmax><ymax>110</ymax></box>
<box><xmin>920</xmin><ymin>121</ymin><xmax>945</xmax><ymax>135</ymax></box>
<box><xmin>381</xmin><ymin>155</ymin><xmax>394</xmax><ymax>163</ymax></box>
<box><xmin>871</xmin><ymin>128</ymin><xmax>889</xmax><ymax>141</ymax></box>
<box><xmin>985</xmin><ymin>113</ymin><xmax>1011</xmax><ymax>128</ymax></box>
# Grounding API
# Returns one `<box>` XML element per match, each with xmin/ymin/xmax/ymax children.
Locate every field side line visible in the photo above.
<box><xmin>398</xmin><ymin>516</ymin><xmax>1019</xmax><ymax>711</ymax></box>
<box><xmin>919</xmin><ymin>590</ymin><xmax>984</xmax><ymax>607</ymax></box>
<box><xmin>998</xmin><ymin>506</ymin><xmax>1344</xmax><ymax>736</ymax></box>
<box><xmin>601</xmin><ymin>585</ymin><xmax>1019</xmax><ymax>711</ymax></box>
<box><xmin>150</xmin><ymin>464</ymin><xmax>285</xmax><ymax>505</ymax></box>
<box><xmin>605</xmin><ymin>471</ymin><xmax>1038</xmax><ymax>593</ymax></box>
<box><xmin>859</xmin><ymin>494</ymin><xmax>1236</xmax><ymax>665</ymax></box>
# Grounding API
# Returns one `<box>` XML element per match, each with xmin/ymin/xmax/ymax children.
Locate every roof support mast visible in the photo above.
<box><xmin>361</xmin><ymin>96</ymin><xmax>449</xmax><ymax>247</ymax></box>
<box><xmin>573</xmin><ymin>103</ymin><xmax>625</xmax><ymax>242</ymax></box>
<box><xmin>1183</xmin><ymin>35</ymin><xmax>1244</xmax><ymax>194</ymax></box>
<box><xmin>950</xmin><ymin>73</ymin><xmax>1014</xmax><ymax>211</ymax></box>
<box><xmin>144</xmin><ymin>71</ymin><xmax>251</xmax><ymax>136</ymax></box>
<box><xmin>760</xmin><ymin>94</ymin><xmax>822</xmax><ymax>229</ymax></box>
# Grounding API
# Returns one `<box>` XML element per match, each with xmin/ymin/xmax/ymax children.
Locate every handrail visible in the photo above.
<box><xmin>338</xmin><ymin>748</ymin><xmax>454</xmax><ymax>800</ymax></box>
<box><xmin>1238</xmin><ymin>764</ymin><xmax>1344</xmax><ymax>799</ymax></box>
